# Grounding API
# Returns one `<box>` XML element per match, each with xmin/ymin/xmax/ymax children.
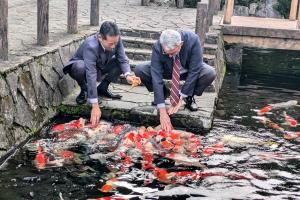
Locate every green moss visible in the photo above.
<box><xmin>59</xmin><ymin>104</ymin><xmax>89</xmax><ymax>115</ymax></box>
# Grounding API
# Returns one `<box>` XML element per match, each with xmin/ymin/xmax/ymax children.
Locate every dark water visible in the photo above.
<box><xmin>0</xmin><ymin>48</ymin><xmax>300</xmax><ymax>200</ymax></box>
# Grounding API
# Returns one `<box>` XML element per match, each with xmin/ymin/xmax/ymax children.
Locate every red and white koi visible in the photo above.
<box><xmin>283</xmin><ymin>111</ymin><xmax>298</xmax><ymax>127</ymax></box>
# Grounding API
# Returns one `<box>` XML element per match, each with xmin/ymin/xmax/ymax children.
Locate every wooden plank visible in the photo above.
<box><xmin>223</xmin><ymin>0</ymin><xmax>234</xmax><ymax>24</ymax></box>
<box><xmin>37</xmin><ymin>0</ymin><xmax>49</xmax><ymax>46</ymax></box>
<box><xmin>289</xmin><ymin>0</ymin><xmax>298</xmax><ymax>20</ymax></box>
<box><xmin>68</xmin><ymin>0</ymin><xmax>78</xmax><ymax>33</ymax></box>
<box><xmin>195</xmin><ymin>2</ymin><xmax>208</xmax><ymax>47</ymax></box>
<box><xmin>0</xmin><ymin>0</ymin><xmax>8</xmax><ymax>60</ymax></box>
<box><xmin>90</xmin><ymin>0</ymin><xmax>99</xmax><ymax>26</ymax></box>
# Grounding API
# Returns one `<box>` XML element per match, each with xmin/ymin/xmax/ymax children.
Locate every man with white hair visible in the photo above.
<box><xmin>135</xmin><ymin>30</ymin><xmax>216</xmax><ymax>131</ymax></box>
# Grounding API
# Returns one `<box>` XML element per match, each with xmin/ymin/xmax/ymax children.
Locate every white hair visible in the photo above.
<box><xmin>159</xmin><ymin>30</ymin><xmax>181</xmax><ymax>50</ymax></box>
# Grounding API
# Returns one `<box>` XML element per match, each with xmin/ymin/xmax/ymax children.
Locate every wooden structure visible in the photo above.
<box><xmin>222</xmin><ymin>0</ymin><xmax>300</xmax><ymax>50</ymax></box>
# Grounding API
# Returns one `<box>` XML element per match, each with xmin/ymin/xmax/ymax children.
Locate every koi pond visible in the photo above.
<box><xmin>0</xmin><ymin>48</ymin><xmax>299</xmax><ymax>200</ymax></box>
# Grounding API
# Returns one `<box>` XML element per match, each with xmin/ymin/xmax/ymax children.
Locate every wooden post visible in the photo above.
<box><xmin>207</xmin><ymin>0</ymin><xmax>215</xmax><ymax>26</ymax></box>
<box><xmin>214</xmin><ymin>0</ymin><xmax>221</xmax><ymax>14</ymax></box>
<box><xmin>176</xmin><ymin>0</ymin><xmax>184</xmax><ymax>9</ymax></box>
<box><xmin>141</xmin><ymin>0</ymin><xmax>150</xmax><ymax>6</ymax></box>
<box><xmin>37</xmin><ymin>0</ymin><xmax>49</xmax><ymax>46</ymax></box>
<box><xmin>289</xmin><ymin>0</ymin><xmax>298</xmax><ymax>20</ymax></box>
<box><xmin>0</xmin><ymin>0</ymin><xmax>8</xmax><ymax>60</ymax></box>
<box><xmin>298</xmin><ymin>2</ymin><xmax>300</xmax><ymax>28</ymax></box>
<box><xmin>90</xmin><ymin>0</ymin><xmax>99</xmax><ymax>26</ymax></box>
<box><xmin>68</xmin><ymin>0</ymin><xmax>78</xmax><ymax>34</ymax></box>
<box><xmin>223</xmin><ymin>0</ymin><xmax>234</xmax><ymax>24</ymax></box>
<box><xmin>195</xmin><ymin>2</ymin><xmax>208</xmax><ymax>47</ymax></box>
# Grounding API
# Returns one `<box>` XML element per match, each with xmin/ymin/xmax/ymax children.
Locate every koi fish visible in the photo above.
<box><xmin>270</xmin><ymin>100</ymin><xmax>298</xmax><ymax>109</ymax></box>
<box><xmin>256</xmin><ymin>100</ymin><xmax>298</xmax><ymax>116</ymax></box>
<box><xmin>51</xmin><ymin>118</ymin><xmax>85</xmax><ymax>133</ymax></box>
<box><xmin>257</xmin><ymin>105</ymin><xmax>273</xmax><ymax>116</ymax></box>
<box><xmin>283</xmin><ymin>131</ymin><xmax>300</xmax><ymax>140</ymax></box>
<box><xmin>34</xmin><ymin>144</ymin><xmax>47</xmax><ymax>170</ymax></box>
<box><xmin>283</xmin><ymin>111</ymin><xmax>298</xmax><ymax>127</ymax></box>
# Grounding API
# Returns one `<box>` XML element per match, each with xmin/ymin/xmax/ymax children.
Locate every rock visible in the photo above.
<box><xmin>18</xmin><ymin>71</ymin><xmax>38</xmax><ymax>111</ymax></box>
<box><xmin>255</xmin><ymin>0</ymin><xmax>283</xmax><ymax>18</ymax></box>
<box><xmin>14</xmin><ymin>93</ymin><xmax>34</xmax><ymax>129</ymax></box>
<box><xmin>6</xmin><ymin>69</ymin><xmax>20</xmax><ymax>103</ymax></box>
<box><xmin>29</xmin><ymin>60</ymin><xmax>54</xmax><ymax>108</ymax></box>
<box><xmin>234</xmin><ymin>6</ymin><xmax>249</xmax><ymax>16</ymax></box>
<box><xmin>153</xmin><ymin>0</ymin><xmax>175</xmax><ymax>7</ymax></box>
<box><xmin>58</xmin><ymin>75</ymin><xmax>77</xmax><ymax>98</ymax></box>
<box><xmin>249</xmin><ymin>3</ymin><xmax>258</xmax><ymax>15</ymax></box>
<box><xmin>51</xmin><ymin>51</ymin><xmax>64</xmax><ymax>78</ymax></box>
<box><xmin>224</xmin><ymin>45</ymin><xmax>243</xmax><ymax>71</ymax></box>
<box><xmin>0</xmin><ymin>96</ymin><xmax>15</xmax><ymax>126</ymax></box>
<box><xmin>0</xmin><ymin>123</ymin><xmax>9</xmax><ymax>150</ymax></box>
<box><xmin>40</xmin><ymin>55</ymin><xmax>60</xmax><ymax>91</ymax></box>
<box><xmin>12</xmin><ymin>126</ymin><xmax>28</xmax><ymax>147</ymax></box>
<box><xmin>0</xmin><ymin>76</ymin><xmax>10</xmax><ymax>98</ymax></box>
<box><xmin>59</xmin><ymin>44</ymin><xmax>72</xmax><ymax>65</ymax></box>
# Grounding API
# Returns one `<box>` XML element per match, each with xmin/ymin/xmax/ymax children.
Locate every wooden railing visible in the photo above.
<box><xmin>223</xmin><ymin>0</ymin><xmax>300</xmax><ymax>28</ymax></box>
<box><xmin>0</xmin><ymin>0</ymin><xmax>100</xmax><ymax>61</ymax></box>
<box><xmin>195</xmin><ymin>0</ymin><xmax>221</xmax><ymax>47</ymax></box>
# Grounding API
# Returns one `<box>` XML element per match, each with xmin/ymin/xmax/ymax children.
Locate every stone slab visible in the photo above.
<box><xmin>61</xmin><ymin>84</ymin><xmax>217</xmax><ymax>132</ymax></box>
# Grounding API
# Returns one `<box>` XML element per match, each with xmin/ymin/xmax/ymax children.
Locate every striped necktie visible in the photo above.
<box><xmin>170</xmin><ymin>56</ymin><xmax>181</xmax><ymax>106</ymax></box>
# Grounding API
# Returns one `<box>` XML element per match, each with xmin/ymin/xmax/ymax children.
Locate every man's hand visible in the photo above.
<box><xmin>90</xmin><ymin>103</ymin><xmax>101</xmax><ymax>127</ymax></box>
<box><xmin>168</xmin><ymin>99</ymin><xmax>183</xmax><ymax>115</ymax></box>
<box><xmin>159</xmin><ymin>108</ymin><xmax>173</xmax><ymax>132</ymax></box>
<box><xmin>126</xmin><ymin>75</ymin><xmax>141</xmax><ymax>87</ymax></box>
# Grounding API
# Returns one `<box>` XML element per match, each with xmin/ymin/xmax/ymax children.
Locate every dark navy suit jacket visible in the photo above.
<box><xmin>151</xmin><ymin>31</ymin><xmax>203</xmax><ymax>105</ymax></box>
<box><xmin>63</xmin><ymin>33</ymin><xmax>130</xmax><ymax>101</ymax></box>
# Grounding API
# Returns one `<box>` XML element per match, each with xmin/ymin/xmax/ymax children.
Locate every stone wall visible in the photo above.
<box><xmin>0</xmin><ymin>37</ymin><xmax>87</xmax><ymax>159</ymax></box>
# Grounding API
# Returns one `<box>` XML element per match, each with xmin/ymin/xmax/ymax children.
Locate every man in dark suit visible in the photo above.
<box><xmin>135</xmin><ymin>30</ymin><xmax>216</xmax><ymax>131</ymax></box>
<box><xmin>63</xmin><ymin>21</ymin><xmax>140</xmax><ymax>126</ymax></box>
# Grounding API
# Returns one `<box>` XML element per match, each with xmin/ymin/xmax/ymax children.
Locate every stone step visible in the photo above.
<box><xmin>60</xmin><ymin>84</ymin><xmax>217</xmax><ymax>132</ymax></box>
<box><xmin>126</xmin><ymin>47</ymin><xmax>216</xmax><ymax>65</ymax></box>
<box><xmin>125</xmin><ymin>48</ymin><xmax>152</xmax><ymax>61</ymax></box>
<box><xmin>203</xmin><ymin>43</ymin><xmax>218</xmax><ymax>55</ymax></box>
<box><xmin>122</xmin><ymin>36</ymin><xmax>155</xmax><ymax>50</ymax></box>
<box><xmin>205</xmin><ymin>31</ymin><xmax>219</xmax><ymax>45</ymax></box>
<box><xmin>120</xmin><ymin>28</ymin><xmax>160</xmax><ymax>40</ymax></box>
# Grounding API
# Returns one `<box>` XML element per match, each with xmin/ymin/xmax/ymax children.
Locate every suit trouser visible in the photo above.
<box><xmin>68</xmin><ymin>58</ymin><xmax>122</xmax><ymax>89</ymax></box>
<box><xmin>134</xmin><ymin>61</ymin><xmax>216</xmax><ymax>96</ymax></box>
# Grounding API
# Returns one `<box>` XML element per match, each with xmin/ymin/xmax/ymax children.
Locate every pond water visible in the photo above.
<box><xmin>0</xmin><ymin>48</ymin><xmax>299</xmax><ymax>200</ymax></box>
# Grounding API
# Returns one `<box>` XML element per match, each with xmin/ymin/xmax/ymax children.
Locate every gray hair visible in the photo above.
<box><xmin>159</xmin><ymin>30</ymin><xmax>181</xmax><ymax>50</ymax></box>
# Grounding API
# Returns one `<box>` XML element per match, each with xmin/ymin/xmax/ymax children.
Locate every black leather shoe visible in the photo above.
<box><xmin>184</xmin><ymin>96</ymin><xmax>198</xmax><ymax>111</ymax></box>
<box><xmin>76</xmin><ymin>89</ymin><xmax>87</xmax><ymax>104</ymax></box>
<box><xmin>98</xmin><ymin>88</ymin><xmax>122</xmax><ymax>99</ymax></box>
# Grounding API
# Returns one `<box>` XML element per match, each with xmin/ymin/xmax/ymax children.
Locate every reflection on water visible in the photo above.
<box><xmin>0</xmin><ymin>48</ymin><xmax>300</xmax><ymax>200</ymax></box>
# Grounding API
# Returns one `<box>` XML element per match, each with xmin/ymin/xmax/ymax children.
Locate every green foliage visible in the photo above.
<box><xmin>273</xmin><ymin>0</ymin><xmax>291</xmax><ymax>18</ymax></box>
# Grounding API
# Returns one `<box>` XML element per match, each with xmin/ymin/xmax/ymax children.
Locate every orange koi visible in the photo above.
<box><xmin>60</xmin><ymin>150</ymin><xmax>74</xmax><ymax>160</ymax></box>
<box><xmin>153</xmin><ymin>167</ymin><xmax>169</xmax><ymax>182</ymax></box>
<box><xmin>95</xmin><ymin>197</ymin><xmax>127</xmax><ymax>200</ymax></box>
<box><xmin>161</xmin><ymin>140</ymin><xmax>174</xmax><ymax>150</ymax></box>
<box><xmin>112</xmin><ymin>125</ymin><xmax>124</xmax><ymax>135</ymax></box>
<box><xmin>35</xmin><ymin>145</ymin><xmax>46</xmax><ymax>169</ymax></box>
<box><xmin>283</xmin><ymin>112</ymin><xmax>298</xmax><ymax>127</ymax></box>
<box><xmin>257</xmin><ymin>105</ymin><xmax>273</xmax><ymax>116</ymax></box>
<box><xmin>51</xmin><ymin>118</ymin><xmax>84</xmax><ymax>133</ymax></box>
<box><xmin>100</xmin><ymin>178</ymin><xmax>117</xmax><ymax>193</ymax></box>
<box><xmin>284</xmin><ymin>131</ymin><xmax>300</xmax><ymax>140</ymax></box>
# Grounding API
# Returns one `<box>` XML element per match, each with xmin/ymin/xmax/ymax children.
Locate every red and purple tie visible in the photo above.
<box><xmin>170</xmin><ymin>56</ymin><xmax>181</xmax><ymax>106</ymax></box>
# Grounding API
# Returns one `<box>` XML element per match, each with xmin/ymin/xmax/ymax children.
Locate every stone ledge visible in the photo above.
<box><xmin>61</xmin><ymin>84</ymin><xmax>217</xmax><ymax>132</ymax></box>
